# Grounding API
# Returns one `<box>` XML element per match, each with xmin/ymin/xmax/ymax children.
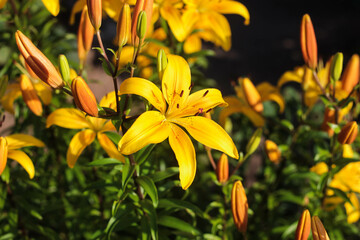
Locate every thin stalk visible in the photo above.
<box><xmin>206</xmin><ymin>148</ymin><xmax>217</xmax><ymax>171</ymax></box>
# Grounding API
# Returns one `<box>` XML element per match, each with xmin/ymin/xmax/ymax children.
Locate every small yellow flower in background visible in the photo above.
<box><xmin>264</xmin><ymin>140</ymin><xmax>281</xmax><ymax>164</ymax></box>
<box><xmin>219</xmin><ymin>79</ymin><xmax>284</xmax><ymax>128</ymax></box>
<box><xmin>295</xmin><ymin>209</ymin><xmax>311</xmax><ymax>240</ymax></box>
<box><xmin>118</xmin><ymin>54</ymin><xmax>238</xmax><ymax>189</ymax></box>
<box><xmin>216</xmin><ymin>153</ymin><xmax>229</xmax><ymax>184</ymax></box>
<box><xmin>231</xmin><ymin>180</ymin><xmax>248</xmax><ymax>232</ymax></box>
<box><xmin>0</xmin><ymin>134</ymin><xmax>45</xmax><ymax>179</ymax></box>
<box><xmin>46</xmin><ymin>93</ymin><xmax>124</xmax><ymax>168</ymax></box>
<box><xmin>0</xmin><ymin>0</ymin><xmax>59</xmax><ymax>16</ymax></box>
<box><xmin>311</xmin><ymin>216</ymin><xmax>330</xmax><ymax>240</ymax></box>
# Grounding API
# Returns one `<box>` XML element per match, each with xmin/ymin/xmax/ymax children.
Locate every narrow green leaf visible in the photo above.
<box><xmin>122</xmin><ymin>158</ymin><xmax>136</xmax><ymax>189</ymax></box>
<box><xmin>104</xmin><ymin>131</ymin><xmax>121</xmax><ymax>145</ymax></box>
<box><xmin>158</xmin><ymin>198</ymin><xmax>204</xmax><ymax>218</ymax></box>
<box><xmin>317</xmin><ymin>174</ymin><xmax>329</xmax><ymax>192</ymax></box>
<box><xmin>328</xmin><ymin>187</ymin><xmax>352</xmax><ymax>205</ymax></box>
<box><xmin>137</xmin><ymin>176</ymin><xmax>158</xmax><ymax>207</ymax></box>
<box><xmin>158</xmin><ymin>215</ymin><xmax>201</xmax><ymax>236</ymax></box>
<box><xmin>87</xmin><ymin>158</ymin><xmax>123</xmax><ymax>166</ymax></box>
<box><xmin>140</xmin><ymin>200</ymin><xmax>158</xmax><ymax>240</ymax></box>
<box><xmin>149</xmin><ymin>167</ymin><xmax>179</xmax><ymax>182</ymax></box>
<box><xmin>135</xmin><ymin>144</ymin><xmax>156</xmax><ymax>165</ymax></box>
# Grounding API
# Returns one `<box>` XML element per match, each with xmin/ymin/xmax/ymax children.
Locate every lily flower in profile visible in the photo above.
<box><xmin>0</xmin><ymin>134</ymin><xmax>45</xmax><ymax>179</ymax></box>
<box><xmin>46</xmin><ymin>92</ymin><xmax>124</xmax><ymax>168</ymax></box>
<box><xmin>118</xmin><ymin>54</ymin><xmax>239</xmax><ymax>189</ymax></box>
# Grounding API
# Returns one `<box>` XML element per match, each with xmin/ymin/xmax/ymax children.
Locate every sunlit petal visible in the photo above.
<box><xmin>168</xmin><ymin>124</ymin><xmax>196</xmax><ymax>190</ymax></box>
<box><xmin>97</xmin><ymin>133</ymin><xmax>125</xmax><ymax>162</ymax></box>
<box><xmin>160</xmin><ymin>5</ymin><xmax>189</xmax><ymax>42</ymax></box>
<box><xmin>46</xmin><ymin>108</ymin><xmax>90</xmax><ymax>129</ymax></box>
<box><xmin>257</xmin><ymin>82</ymin><xmax>285</xmax><ymax>113</ymax></box>
<box><xmin>41</xmin><ymin>0</ymin><xmax>60</xmax><ymax>16</ymax></box>
<box><xmin>67</xmin><ymin>129</ymin><xmax>96</xmax><ymax>168</ymax></box>
<box><xmin>6</xmin><ymin>134</ymin><xmax>45</xmax><ymax>150</ymax></box>
<box><xmin>203</xmin><ymin>12</ymin><xmax>231</xmax><ymax>51</ymax></box>
<box><xmin>99</xmin><ymin>91</ymin><xmax>120</xmax><ymax>111</ymax></box>
<box><xmin>119</xmin><ymin>77</ymin><xmax>166</xmax><ymax>113</ymax></box>
<box><xmin>34</xmin><ymin>81</ymin><xmax>52</xmax><ymax>105</ymax></box>
<box><xmin>208</xmin><ymin>0</ymin><xmax>250</xmax><ymax>25</ymax></box>
<box><xmin>184</xmin><ymin>34</ymin><xmax>202</xmax><ymax>54</ymax></box>
<box><xmin>7</xmin><ymin>150</ymin><xmax>35</xmax><ymax>179</ymax></box>
<box><xmin>118</xmin><ymin>111</ymin><xmax>170</xmax><ymax>155</ymax></box>
<box><xmin>0</xmin><ymin>137</ymin><xmax>8</xmax><ymax>176</ymax></box>
<box><xmin>345</xmin><ymin>193</ymin><xmax>360</xmax><ymax>223</ymax></box>
<box><xmin>277</xmin><ymin>67</ymin><xmax>304</xmax><ymax>89</ymax></box>
<box><xmin>162</xmin><ymin>55</ymin><xmax>191</xmax><ymax>115</ymax></box>
<box><xmin>70</xmin><ymin>0</ymin><xmax>86</xmax><ymax>25</ymax></box>
<box><xmin>0</xmin><ymin>83</ymin><xmax>22</xmax><ymax>114</ymax></box>
<box><xmin>172</xmin><ymin>116</ymin><xmax>239</xmax><ymax>159</ymax></box>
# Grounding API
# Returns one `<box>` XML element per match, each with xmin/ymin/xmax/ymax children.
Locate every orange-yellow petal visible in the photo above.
<box><xmin>6</xmin><ymin>134</ymin><xmax>45</xmax><ymax>150</ymax></box>
<box><xmin>46</xmin><ymin>108</ymin><xmax>90</xmax><ymax>129</ymax></box>
<box><xmin>7</xmin><ymin>150</ymin><xmax>35</xmax><ymax>179</ymax></box>
<box><xmin>67</xmin><ymin>129</ymin><xmax>96</xmax><ymax>168</ymax></box>
<box><xmin>41</xmin><ymin>0</ymin><xmax>60</xmax><ymax>16</ymax></box>
<box><xmin>0</xmin><ymin>137</ymin><xmax>8</xmax><ymax>176</ymax></box>
<box><xmin>97</xmin><ymin>132</ymin><xmax>125</xmax><ymax>162</ymax></box>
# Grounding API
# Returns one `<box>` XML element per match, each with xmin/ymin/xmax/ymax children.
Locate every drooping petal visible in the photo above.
<box><xmin>67</xmin><ymin>129</ymin><xmax>96</xmax><ymax>168</ymax></box>
<box><xmin>6</xmin><ymin>134</ymin><xmax>45</xmax><ymax>150</ymax></box>
<box><xmin>0</xmin><ymin>83</ymin><xmax>22</xmax><ymax>114</ymax></box>
<box><xmin>97</xmin><ymin>133</ymin><xmax>125</xmax><ymax>162</ymax></box>
<box><xmin>219</xmin><ymin>96</ymin><xmax>265</xmax><ymax>127</ymax></box>
<box><xmin>203</xmin><ymin>12</ymin><xmax>232</xmax><ymax>51</ymax></box>
<box><xmin>46</xmin><ymin>108</ymin><xmax>91</xmax><ymax>129</ymax></box>
<box><xmin>172</xmin><ymin>116</ymin><xmax>239</xmax><ymax>159</ymax></box>
<box><xmin>70</xmin><ymin>0</ymin><xmax>86</xmax><ymax>25</ymax></box>
<box><xmin>19</xmin><ymin>74</ymin><xmax>43</xmax><ymax>116</ymax></box>
<box><xmin>160</xmin><ymin>5</ymin><xmax>189</xmax><ymax>42</ymax></box>
<box><xmin>277</xmin><ymin>67</ymin><xmax>304</xmax><ymax>89</ymax></box>
<box><xmin>162</xmin><ymin>55</ymin><xmax>191</xmax><ymax>115</ymax></box>
<box><xmin>168</xmin><ymin>124</ymin><xmax>196</xmax><ymax>190</ymax></box>
<box><xmin>7</xmin><ymin>150</ymin><xmax>35</xmax><ymax>179</ymax></box>
<box><xmin>169</xmin><ymin>88</ymin><xmax>227</xmax><ymax>118</ymax></box>
<box><xmin>118</xmin><ymin>111</ymin><xmax>170</xmax><ymax>155</ymax></box>
<box><xmin>103</xmin><ymin>0</ymin><xmax>124</xmax><ymax>21</ymax></box>
<box><xmin>34</xmin><ymin>81</ymin><xmax>52</xmax><ymax>105</ymax></box>
<box><xmin>0</xmin><ymin>137</ymin><xmax>8</xmax><ymax>176</ymax></box>
<box><xmin>119</xmin><ymin>77</ymin><xmax>166</xmax><ymax>113</ymax></box>
<box><xmin>41</xmin><ymin>0</ymin><xmax>60</xmax><ymax>16</ymax></box>
<box><xmin>345</xmin><ymin>193</ymin><xmax>360</xmax><ymax>223</ymax></box>
<box><xmin>208</xmin><ymin>0</ymin><xmax>250</xmax><ymax>25</ymax></box>
<box><xmin>256</xmin><ymin>82</ymin><xmax>285</xmax><ymax>113</ymax></box>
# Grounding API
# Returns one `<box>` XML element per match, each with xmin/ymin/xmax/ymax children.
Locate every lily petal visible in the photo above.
<box><xmin>160</xmin><ymin>5</ymin><xmax>188</xmax><ymax>42</ymax></box>
<box><xmin>219</xmin><ymin>96</ymin><xmax>265</xmax><ymax>127</ymax></box>
<box><xmin>118</xmin><ymin>111</ymin><xmax>170</xmax><ymax>155</ymax></box>
<box><xmin>46</xmin><ymin>108</ymin><xmax>90</xmax><ymax>129</ymax></box>
<box><xmin>277</xmin><ymin>67</ymin><xmax>304</xmax><ymax>89</ymax></box>
<box><xmin>97</xmin><ymin>133</ymin><xmax>125</xmax><ymax>162</ymax></box>
<box><xmin>7</xmin><ymin>150</ymin><xmax>35</xmax><ymax>179</ymax></box>
<box><xmin>204</xmin><ymin>12</ymin><xmax>231</xmax><ymax>51</ymax></box>
<box><xmin>119</xmin><ymin>77</ymin><xmax>166</xmax><ymax>113</ymax></box>
<box><xmin>41</xmin><ymin>0</ymin><xmax>60</xmax><ymax>16</ymax></box>
<box><xmin>345</xmin><ymin>193</ymin><xmax>360</xmax><ymax>223</ymax></box>
<box><xmin>162</xmin><ymin>55</ymin><xmax>191</xmax><ymax>115</ymax></box>
<box><xmin>67</xmin><ymin>129</ymin><xmax>96</xmax><ymax>168</ymax></box>
<box><xmin>0</xmin><ymin>0</ymin><xmax>7</xmax><ymax>9</ymax></box>
<box><xmin>6</xmin><ymin>134</ymin><xmax>45</xmax><ymax>150</ymax></box>
<box><xmin>208</xmin><ymin>0</ymin><xmax>250</xmax><ymax>25</ymax></box>
<box><xmin>0</xmin><ymin>83</ymin><xmax>22</xmax><ymax>114</ymax></box>
<box><xmin>34</xmin><ymin>81</ymin><xmax>52</xmax><ymax>105</ymax></box>
<box><xmin>70</xmin><ymin>0</ymin><xmax>86</xmax><ymax>25</ymax></box>
<box><xmin>172</xmin><ymin>116</ymin><xmax>239</xmax><ymax>159</ymax></box>
<box><xmin>256</xmin><ymin>82</ymin><xmax>285</xmax><ymax>113</ymax></box>
<box><xmin>0</xmin><ymin>137</ymin><xmax>8</xmax><ymax>176</ymax></box>
<box><xmin>184</xmin><ymin>34</ymin><xmax>202</xmax><ymax>54</ymax></box>
<box><xmin>169</xmin><ymin>124</ymin><xmax>196</xmax><ymax>190</ymax></box>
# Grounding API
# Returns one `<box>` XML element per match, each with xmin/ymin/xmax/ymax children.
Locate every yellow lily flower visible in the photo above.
<box><xmin>118</xmin><ymin>54</ymin><xmax>239</xmax><ymax>189</ymax></box>
<box><xmin>0</xmin><ymin>134</ymin><xmax>45</xmax><ymax>179</ymax></box>
<box><xmin>0</xmin><ymin>0</ymin><xmax>59</xmax><ymax>16</ymax></box>
<box><xmin>46</xmin><ymin>92</ymin><xmax>124</xmax><ymax>167</ymax></box>
<box><xmin>70</xmin><ymin>0</ymin><xmax>136</xmax><ymax>25</ymax></box>
<box><xmin>219</xmin><ymin>79</ymin><xmax>284</xmax><ymax>127</ymax></box>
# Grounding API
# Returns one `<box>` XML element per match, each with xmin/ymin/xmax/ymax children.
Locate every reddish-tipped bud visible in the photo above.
<box><xmin>264</xmin><ymin>140</ymin><xmax>281</xmax><ymax>164</ymax></box>
<box><xmin>300</xmin><ymin>14</ymin><xmax>318</xmax><ymax>69</ymax></box>
<box><xmin>295</xmin><ymin>210</ymin><xmax>311</xmax><ymax>240</ymax></box>
<box><xmin>216</xmin><ymin>154</ymin><xmax>229</xmax><ymax>183</ymax></box>
<box><xmin>131</xmin><ymin>0</ymin><xmax>153</xmax><ymax>46</ymax></box>
<box><xmin>71</xmin><ymin>77</ymin><xmax>98</xmax><ymax>117</ymax></box>
<box><xmin>231</xmin><ymin>180</ymin><xmax>248</xmax><ymax>233</ymax></box>
<box><xmin>338</xmin><ymin>121</ymin><xmax>358</xmax><ymax>144</ymax></box>
<box><xmin>15</xmin><ymin>30</ymin><xmax>64</xmax><ymax>89</ymax></box>
<box><xmin>311</xmin><ymin>216</ymin><xmax>330</xmax><ymax>240</ymax></box>
<box><xmin>241</xmin><ymin>78</ymin><xmax>263</xmax><ymax>113</ymax></box>
<box><xmin>341</xmin><ymin>54</ymin><xmax>360</xmax><ymax>93</ymax></box>
<box><xmin>19</xmin><ymin>74</ymin><xmax>43</xmax><ymax>116</ymax></box>
<box><xmin>78</xmin><ymin>6</ymin><xmax>95</xmax><ymax>66</ymax></box>
<box><xmin>86</xmin><ymin>0</ymin><xmax>102</xmax><ymax>30</ymax></box>
<box><xmin>321</xmin><ymin>108</ymin><xmax>335</xmax><ymax>137</ymax></box>
<box><xmin>117</xmin><ymin>3</ymin><xmax>131</xmax><ymax>47</ymax></box>
<box><xmin>0</xmin><ymin>137</ymin><xmax>8</xmax><ymax>176</ymax></box>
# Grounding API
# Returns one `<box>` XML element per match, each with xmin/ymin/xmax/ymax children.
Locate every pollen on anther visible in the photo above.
<box><xmin>203</xmin><ymin>90</ymin><xmax>209</xmax><ymax>97</ymax></box>
<box><xmin>177</xmin><ymin>103</ymin><xmax>179</xmax><ymax>108</ymax></box>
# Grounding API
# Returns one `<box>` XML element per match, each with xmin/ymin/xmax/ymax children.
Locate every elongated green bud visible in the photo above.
<box><xmin>136</xmin><ymin>11</ymin><xmax>147</xmax><ymax>40</ymax></box>
<box><xmin>246</xmin><ymin>128</ymin><xmax>262</xmax><ymax>156</ymax></box>
<box><xmin>330</xmin><ymin>52</ymin><xmax>343</xmax><ymax>81</ymax></box>
<box><xmin>0</xmin><ymin>76</ymin><xmax>8</xmax><ymax>98</ymax></box>
<box><xmin>157</xmin><ymin>49</ymin><xmax>167</xmax><ymax>81</ymax></box>
<box><xmin>59</xmin><ymin>55</ymin><xmax>71</xmax><ymax>84</ymax></box>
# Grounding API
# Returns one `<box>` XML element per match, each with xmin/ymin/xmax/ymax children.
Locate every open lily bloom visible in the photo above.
<box><xmin>0</xmin><ymin>0</ymin><xmax>59</xmax><ymax>16</ymax></box>
<box><xmin>0</xmin><ymin>134</ymin><xmax>45</xmax><ymax>179</ymax></box>
<box><xmin>118</xmin><ymin>54</ymin><xmax>239</xmax><ymax>189</ymax></box>
<box><xmin>219</xmin><ymin>80</ymin><xmax>284</xmax><ymax>128</ymax></box>
<box><xmin>46</xmin><ymin>92</ymin><xmax>124</xmax><ymax>167</ymax></box>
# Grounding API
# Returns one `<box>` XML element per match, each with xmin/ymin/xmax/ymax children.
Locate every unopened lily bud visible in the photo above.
<box><xmin>231</xmin><ymin>180</ymin><xmax>248</xmax><ymax>233</ymax></box>
<box><xmin>341</xmin><ymin>54</ymin><xmax>360</xmax><ymax>93</ymax></box>
<box><xmin>131</xmin><ymin>0</ymin><xmax>153</xmax><ymax>46</ymax></box>
<box><xmin>321</xmin><ymin>108</ymin><xmax>335</xmax><ymax>137</ymax></box>
<box><xmin>117</xmin><ymin>3</ymin><xmax>131</xmax><ymax>47</ymax></box>
<box><xmin>19</xmin><ymin>74</ymin><xmax>43</xmax><ymax>116</ymax></box>
<box><xmin>300</xmin><ymin>14</ymin><xmax>318</xmax><ymax>69</ymax></box>
<box><xmin>311</xmin><ymin>216</ymin><xmax>330</xmax><ymax>240</ymax></box>
<box><xmin>264</xmin><ymin>140</ymin><xmax>281</xmax><ymax>164</ymax></box>
<box><xmin>246</xmin><ymin>128</ymin><xmax>262</xmax><ymax>156</ymax></box>
<box><xmin>337</xmin><ymin>121</ymin><xmax>358</xmax><ymax>144</ymax></box>
<box><xmin>241</xmin><ymin>78</ymin><xmax>263</xmax><ymax>113</ymax></box>
<box><xmin>71</xmin><ymin>77</ymin><xmax>98</xmax><ymax>117</ymax></box>
<box><xmin>295</xmin><ymin>210</ymin><xmax>311</xmax><ymax>240</ymax></box>
<box><xmin>330</xmin><ymin>52</ymin><xmax>343</xmax><ymax>81</ymax></box>
<box><xmin>136</xmin><ymin>11</ymin><xmax>147</xmax><ymax>40</ymax></box>
<box><xmin>157</xmin><ymin>49</ymin><xmax>167</xmax><ymax>81</ymax></box>
<box><xmin>15</xmin><ymin>30</ymin><xmax>64</xmax><ymax>89</ymax></box>
<box><xmin>0</xmin><ymin>137</ymin><xmax>8</xmax><ymax>176</ymax></box>
<box><xmin>86</xmin><ymin>0</ymin><xmax>102</xmax><ymax>30</ymax></box>
<box><xmin>216</xmin><ymin>154</ymin><xmax>229</xmax><ymax>183</ymax></box>
<box><xmin>0</xmin><ymin>75</ymin><xmax>8</xmax><ymax>98</ymax></box>
<box><xmin>78</xmin><ymin>6</ymin><xmax>95</xmax><ymax>66</ymax></box>
<box><xmin>59</xmin><ymin>55</ymin><xmax>71</xmax><ymax>84</ymax></box>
